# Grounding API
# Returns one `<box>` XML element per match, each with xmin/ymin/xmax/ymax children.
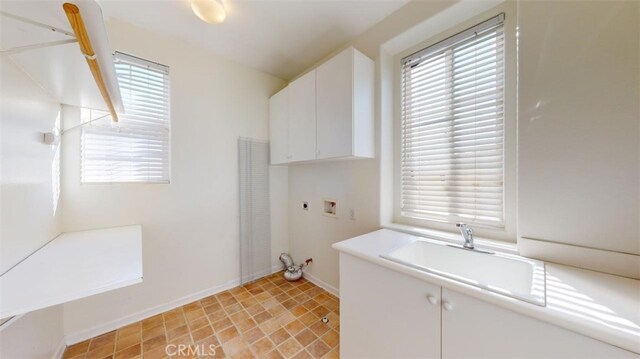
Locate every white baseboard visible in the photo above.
<box><xmin>65</xmin><ymin>265</ymin><xmax>283</xmax><ymax>345</ymax></box>
<box><xmin>302</xmin><ymin>271</ymin><xmax>340</xmax><ymax>297</ymax></box>
<box><xmin>53</xmin><ymin>337</ymin><xmax>66</xmax><ymax>359</ymax></box>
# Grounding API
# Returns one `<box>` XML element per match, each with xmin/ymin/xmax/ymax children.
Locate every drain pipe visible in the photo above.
<box><xmin>279</xmin><ymin>253</ymin><xmax>312</xmax><ymax>281</ymax></box>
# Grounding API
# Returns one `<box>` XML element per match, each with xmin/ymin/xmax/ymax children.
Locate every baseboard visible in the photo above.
<box><xmin>302</xmin><ymin>271</ymin><xmax>340</xmax><ymax>297</ymax></box>
<box><xmin>53</xmin><ymin>337</ymin><xmax>66</xmax><ymax>359</ymax></box>
<box><xmin>242</xmin><ymin>264</ymin><xmax>284</xmax><ymax>283</ymax></box>
<box><xmin>65</xmin><ymin>265</ymin><xmax>283</xmax><ymax>345</ymax></box>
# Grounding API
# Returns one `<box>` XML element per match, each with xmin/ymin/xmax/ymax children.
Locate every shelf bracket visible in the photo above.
<box><xmin>0</xmin><ymin>11</ymin><xmax>76</xmax><ymax>38</ymax></box>
<box><xmin>0</xmin><ymin>38</ymin><xmax>78</xmax><ymax>55</ymax></box>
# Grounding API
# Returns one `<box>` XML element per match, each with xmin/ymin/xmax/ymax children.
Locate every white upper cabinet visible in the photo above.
<box><xmin>316</xmin><ymin>47</ymin><xmax>374</xmax><ymax>160</ymax></box>
<box><xmin>269</xmin><ymin>86</ymin><xmax>289</xmax><ymax>165</ymax></box>
<box><xmin>288</xmin><ymin>69</ymin><xmax>317</xmax><ymax>162</ymax></box>
<box><xmin>269</xmin><ymin>46</ymin><xmax>374</xmax><ymax>165</ymax></box>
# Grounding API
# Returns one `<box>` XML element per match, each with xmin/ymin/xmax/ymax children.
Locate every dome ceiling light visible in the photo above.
<box><xmin>190</xmin><ymin>0</ymin><xmax>226</xmax><ymax>24</ymax></box>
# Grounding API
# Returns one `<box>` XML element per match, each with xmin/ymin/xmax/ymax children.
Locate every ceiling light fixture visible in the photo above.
<box><xmin>190</xmin><ymin>0</ymin><xmax>226</xmax><ymax>24</ymax></box>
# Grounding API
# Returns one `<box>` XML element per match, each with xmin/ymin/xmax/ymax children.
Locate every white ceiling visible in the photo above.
<box><xmin>97</xmin><ymin>0</ymin><xmax>409</xmax><ymax>80</ymax></box>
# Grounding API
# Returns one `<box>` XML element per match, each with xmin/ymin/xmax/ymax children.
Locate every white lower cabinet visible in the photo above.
<box><xmin>340</xmin><ymin>253</ymin><xmax>637</xmax><ymax>359</ymax></box>
<box><xmin>441</xmin><ymin>288</ymin><xmax>636</xmax><ymax>359</ymax></box>
<box><xmin>340</xmin><ymin>254</ymin><xmax>441</xmax><ymax>358</ymax></box>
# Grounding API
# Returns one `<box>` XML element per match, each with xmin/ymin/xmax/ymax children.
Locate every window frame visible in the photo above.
<box><xmin>392</xmin><ymin>5</ymin><xmax>517</xmax><ymax>242</ymax></box>
<box><xmin>80</xmin><ymin>52</ymin><xmax>171</xmax><ymax>185</ymax></box>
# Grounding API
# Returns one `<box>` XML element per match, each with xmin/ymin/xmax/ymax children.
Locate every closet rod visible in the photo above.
<box><xmin>63</xmin><ymin>2</ymin><xmax>119</xmax><ymax>121</ymax></box>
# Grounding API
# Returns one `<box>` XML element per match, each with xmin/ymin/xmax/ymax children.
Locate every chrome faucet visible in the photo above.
<box><xmin>457</xmin><ymin>223</ymin><xmax>474</xmax><ymax>249</ymax></box>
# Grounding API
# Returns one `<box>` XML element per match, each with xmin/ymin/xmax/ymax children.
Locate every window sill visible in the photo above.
<box><xmin>382</xmin><ymin>222</ymin><xmax>519</xmax><ymax>255</ymax></box>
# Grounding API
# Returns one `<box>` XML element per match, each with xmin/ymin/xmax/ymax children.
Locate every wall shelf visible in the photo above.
<box><xmin>0</xmin><ymin>225</ymin><xmax>142</xmax><ymax>319</ymax></box>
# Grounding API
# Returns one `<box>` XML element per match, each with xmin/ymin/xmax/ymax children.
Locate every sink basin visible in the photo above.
<box><xmin>381</xmin><ymin>240</ymin><xmax>546</xmax><ymax>306</ymax></box>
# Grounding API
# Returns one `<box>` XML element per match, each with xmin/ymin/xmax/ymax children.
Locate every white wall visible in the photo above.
<box><xmin>517</xmin><ymin>1</ymin><xmax>640</xmax><ymax>277</ymax></box>
<box><xmin>291</xmin><ymin>0</ymin><xmax>640</xmax><ymax>288</ymax></box>
<box><xmin>0</xmin><ymin>58</ymin><xmax>65</xmax><ymax>357</ymax></box>
<box><xmin>288</xmin><ymin>160</ymin><xmax>379</xmax><ymax>291</ymax></box>
<box><xmin>60</xmin><ymin>18</ymin><xmax>287</xmax><ymax>340</ymax></box>
<box><xmin>288</xmin><ymin>0</ymin><xmax>501</xmax><ymax>291</ymax></box>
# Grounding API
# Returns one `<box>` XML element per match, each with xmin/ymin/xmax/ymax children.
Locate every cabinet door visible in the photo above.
<box><xmin>441</xmin><ymin>288</ymin><xmax>637</xmax><ymax>358</ymax></box>
<box><xmin>340</xmin><ymin>253</ymin><xmax>441</xmax><ymax>359</ymax></box>
<box><xmin>316</xmin><ymin>48</ymin><xmax>353</xmax><ymax>160</ymax></box>
<box><xmin>269</xmin><ymin>87</ymin><xmax>289</xmax><ymax>164</ymax></box>
<box><xmin>288</xmin><ymin>70</ymin><xmax>316</xmax><ymax>162</ymax></box>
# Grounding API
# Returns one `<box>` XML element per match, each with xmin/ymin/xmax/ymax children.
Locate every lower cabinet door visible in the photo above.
<box><xmin>441</xmin><ymin>288</ymin><xmax>638</xmax><ymax>359</ymax></box>
<box><xmin>340</xmin><ymin>253</ymin><xmax>441</xmax><ymax>359</ymax></box>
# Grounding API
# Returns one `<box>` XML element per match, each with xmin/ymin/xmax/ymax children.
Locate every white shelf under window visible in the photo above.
<box><xmin>0</xmin><ymin>225</ymin><xmax>143</xmax><ymax>319</ymax></box>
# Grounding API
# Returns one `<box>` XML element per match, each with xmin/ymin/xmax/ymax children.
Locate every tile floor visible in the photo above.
<box><xmin>62</xmin><ymin>273</ymin><xmax>340</xmax><ymax>359</ymax></box>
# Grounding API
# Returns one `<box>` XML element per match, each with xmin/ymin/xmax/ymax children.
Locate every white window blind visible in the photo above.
<box><xmin>400</xmin><ymin>14</ymin><xmax>505</xmax><ymax>227</ymax></box>
<box><xmin>82</xmin><ymin>52</ymin><xmax>170</xmax><ymax>183</ymax></box>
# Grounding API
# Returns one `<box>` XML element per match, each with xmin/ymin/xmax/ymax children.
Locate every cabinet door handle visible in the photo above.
<box><xmin>426</xmin><ymin>294</ymin><xmax>438</xmax><ymax>305</ymax></box>
<box><xmin>442</xmin><ymin>301</ymin><xmax>454</xmax><ymax>311</ymax></box>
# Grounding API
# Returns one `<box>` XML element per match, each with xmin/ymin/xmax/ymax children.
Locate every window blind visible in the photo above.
<box><xmin>400</xmin><ymin>14</ymin><xmax>505</xmax><ymax>227</ymax></box>
<box><xmin>81</xmin><ymin>52</ymin><xmax>170</xmax><ymax>183</ymax></box>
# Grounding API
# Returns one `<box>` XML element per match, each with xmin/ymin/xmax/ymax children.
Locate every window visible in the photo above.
<box><xmin>400</xmin><ymin>14</ymin><xmax>505</xmax><ymax>228</ymax></box>
<box><xmin>81</xmin><ymin>52</ymin><xmax>170</xmax><ymax>183</ymax></box>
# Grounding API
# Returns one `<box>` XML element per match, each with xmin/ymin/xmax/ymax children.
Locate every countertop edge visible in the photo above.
<box><xmin>332</xmin><ymin>236</ymin><xmax>640</xmax><ymax>355</ymax></box>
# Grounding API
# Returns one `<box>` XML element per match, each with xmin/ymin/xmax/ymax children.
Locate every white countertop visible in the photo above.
<box><xmin>0</xmin><ymin>225</ymin><xmax>143</xmax><ymax>319</ymax></box>
<box><xmin>332</xmin><ymin>229</ymin><xmax>640</xmax><ymax>354</ymax></box>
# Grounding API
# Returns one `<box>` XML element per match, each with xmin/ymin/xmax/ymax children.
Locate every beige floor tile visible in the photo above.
<box><xmin>63</xmin><ymin>340</ymin><xmax>90</xmax><ymax>359</ymax></box>
<box><xmin>118</xmin><ymin>322</ymin><xmax>142</xmax><ymax>338</ymax></box>
<box><xmin>142</xmin><ymin>315</ymin><xmax>164</xmax><ymax>331</ymax></box>
<box><xmin>218</xmin><ymin>325</ymin><xmax>240</xmax><ymax>343</ymax></box>
<box><xmin>259</xmin><ymin>318</ymin><xmax>281</xmax><ymax>335</ymax></box>
<box><xmin>294</xmin><ymin>329</ymin><xmax>317</xmax><ymax>347</ymax></box>
<box><xmin>114</xmin><ymin>343</ymin><xmax>140</xmax><ymax>359</ymax></box>
<box><xmin>62</xmin><ymin>273</ymin><xmax>341</xmax><ymax>359</ymax></box>
<box><xmin>233</xmin><ymin>348</ymin><xmax>255</xmax><ymax>359</ymax></box>
<box><xmin>143</xmin><ymin>324</ymin><xmax>166</xmax><ymax>341</ymax></box>
<box><xmin>86</xmin><ymin>343</ymin><xmax>114</xmax><ymax>359</ymax></box>
<box><xmin>166</xmin><ymin>324</ymin><xmax>190</xmax><ymax>341</ymax></box>
<box><xmin>223</xmin><ymin>336</ymin><xmax>248</xmax><ymax>357</ymax></box>
<box><xmin>186</xmin><ymin>315</ymin><xmax>209</xmax><ymax>331</ymax></box>
<box><xmin>89</xmin><ymin>331</ymin><xmax>116</xmax><ymax>351</ymax></box>
<box><xmin>236</xmin><ymin>317</ymin><xmax>258</xmax><ymax>333</ymax></box>
<box><xmin>291</xmin><ymin>350</ymin><xmax>314</xmax><ymax>359</ymax></box>
<box><xmin>191</xmin><ymin>325</ymin><xmax>214</xmax><ymax>342</ymax></box>
<box><xmin>250</xmin><ymin>336</ymin><xmax>275</xmax><ymax>357</ymax></box>
<box><xmin>243</xmin><ymin>326</ymin><xmax>266</xmax><ymax>344</ymax></box>
<box><xmin>269</xmin><ymin>328</ymin><xmax>290</xmax><ymax>346</ymax></box>
<box><xmin>306</xmin><ymin>339</ymin><xmax>331</xmax><ymax>358</ymax></box>
<box><xmin>142</xmin><ymin>333</ymin><xmax>166</xmax><ymax>352</ymax></box>
<box><xmin>277</xmin><ymin>337</ymin><xmax>303</xmax><ymax>358</ymax></box>
<box><xmin>321</xmin><ymin>330</ymin><xmax>339</xmax><ymax>349</ymax></box>
<box><xmin>116</xmin><ymin>332</ymin><xmax>141</xmax><ymax>352</ymax></box>
<box><xmin>283</xmin><ymin>320</ymin><xmax>306</xmax><ymax>336</ymax></box>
